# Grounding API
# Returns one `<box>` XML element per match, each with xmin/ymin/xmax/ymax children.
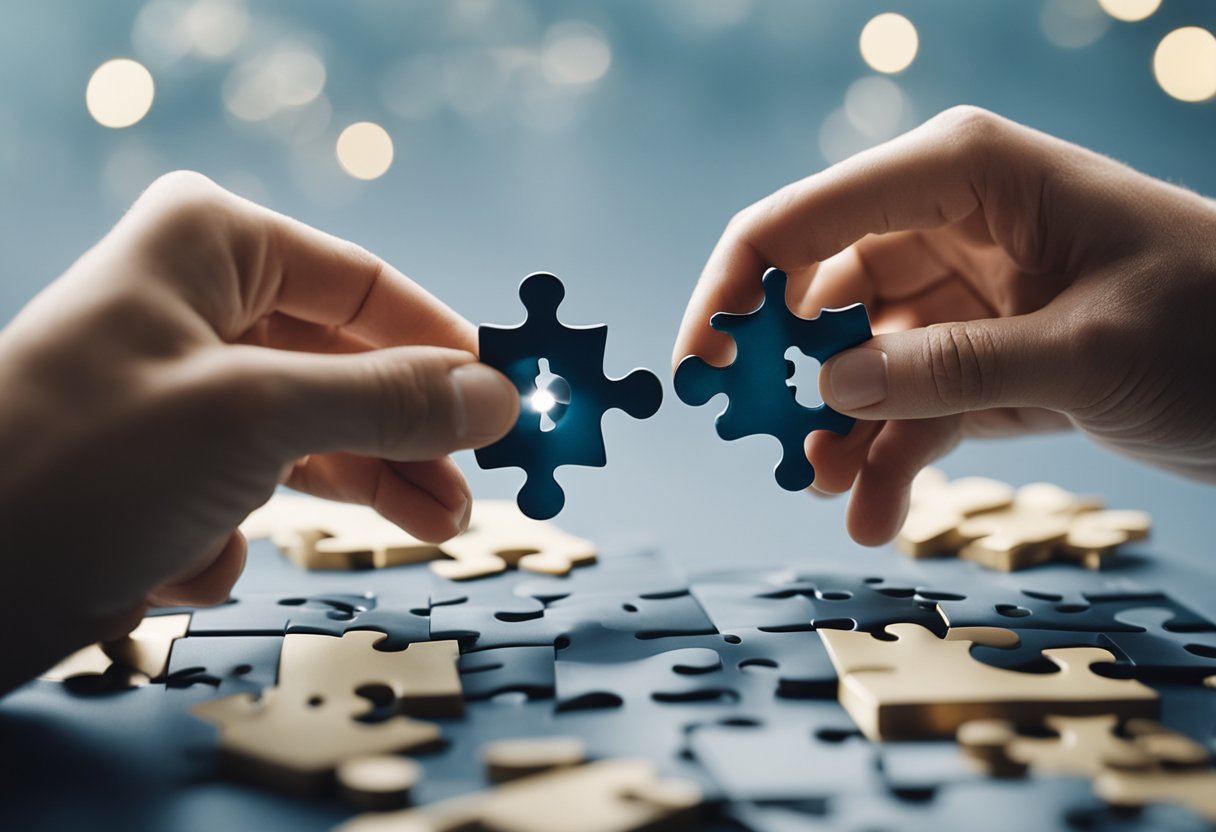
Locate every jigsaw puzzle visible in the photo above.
<box><xmin>41</xmin><ymin>613</ymin><xmax>190</xmax><ymax>692</ymax></box>
<box><xmin>897</xmin><ymin>470</ymin><xmax>1152</xmax><ymax>570</ymax></box>
<box><xmin>819</xmin><ymin>623</ymin><xmax>1159</xmax><ymax>740</ymax></box>
<box><xmin>673</xmin><ymin>267</ymin><xmax>871</xmax><ymax>491</ymax></box>
<box><xmin>335</xmin><ymin>754</ymin><xmax>422</xmax><ymax>810</ymax></box>
<box><xmin>482</xmin><ymin>736</ymin><xmax>587</xmax><ymax>782</ymax></box>
<box><xmin>475</xmin><ymin>272</ymin><xmax>663</xmax><ymax>519</ymax></box>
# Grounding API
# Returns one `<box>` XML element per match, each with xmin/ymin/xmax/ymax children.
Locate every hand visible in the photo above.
<box><xmin>675</xmin><ymin>106</ymin><xmax>1216</xmax><ymax>547</ymax></box>
<box><xmin>0</xmin><ymin>172</ymin><xmax>519</xmax><ymax>692</ymax></box>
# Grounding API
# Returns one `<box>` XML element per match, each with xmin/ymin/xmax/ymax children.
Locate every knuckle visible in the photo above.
<box><xmin>139</xmin><ymin>170</ymin><xmax>228</xmax><ymax>218</ymax></box>
<box><xmin>933</xmin><ymin>105</ymin><xmax>1007</xmax><ymax>165</ymax></box>
<box><xmin>923</xmin><ymin>321</ymin><xmax>998</xmax><ymax>411</ymax></box>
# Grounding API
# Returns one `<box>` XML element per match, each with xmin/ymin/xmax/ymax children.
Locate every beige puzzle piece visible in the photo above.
<box><xmin>897</xmin><ymin>468</ymin><xmax>1014</xmax><ymax>557</ymax></box>
<box><xmin>958</xmin><ymin>714</ymin><xmax>1209</xmax><ymax>778</ymax></box>
<box><xmin>242</xmin><ymin>494</ymin><xmax>596</xmax><ymax>579</ymax></box>
<box><xmin>242</xmin><ymin>494</ymin><xmax>442</xmax><ymax>570</ymax></box>
<box><xmin>193</xmin><ymin>687</ymin><xmax>441</xmax><ymax>796</ymax></box>
<box><xmin>40</xmin><ymin>613</ymin><xmax>190</xmax><ymax>688</ymax></box>
<box><xmin>1095</xmin><ymin>767</ymin><xmax>1216</xmax><ymax>822</ymax></box>
<box><xmin>280</xmin><ymin>631</ymin><xmax>464</xmax><ymax>718</ymax></box>
<box><xmin>483</xmin><ymin>736</ymin><xmax>587</xmax><ymax>783</ymax></box>
<box><xmin>336</xmin><ymin>754</ymin><xmax>423</xmax><ymax>810</ymax></box>
<box><xmin>819</xmin><ymin>623</ymin><xmax>1158</xmax><ymax>741</ymax></box>
<box><xmin>192</xmin><ymin>630</ymin><xmax>458</xmax><ymax>794</ymax></box>
<box><xmin>338</xmin><ymin>758</ymin><xmax>702</xmax><ymax>832</ymax></box>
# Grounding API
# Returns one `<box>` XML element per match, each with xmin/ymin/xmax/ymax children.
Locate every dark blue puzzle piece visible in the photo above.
<box><xmin>673</xmin><ymin>268</ymin><xmax>871</xmax><ymax>491</ymax></box>
<box><xmin>512</xmin><ymin>549</ymin><xmax>689</xmax><ymax>602</ymax></box>
<box><xmin>766</xmin><ymin>573</ymin><xmax>947</xmax><ymax>636</ymax></box>
<box><xmin>1097</xmin><ymin>608</ymin><xmax>1216</xmax><ymax>681</ymax></box>
<box><xmin>170</xmin><ymin>592</ymin><xmax>374</xmax><ymax>636</ymax></box>
<box><xmin>966</xmin><ymin>629</ymin><xmax>1126</xmax><ymax>674</ymax></box>
<box><xmin>458</xmin><ymin>646</ymin><xmax>555</xmax><ymax>700</ymax></box>
<box><xmin>476</xmin><ymin>272</ymin><xmax>663</xmax><ymax>519</ymax></box>
<box><xmin>163</xmin><ymin>636</ymin><xmax>282</xmax><ymax>693</ymax></box>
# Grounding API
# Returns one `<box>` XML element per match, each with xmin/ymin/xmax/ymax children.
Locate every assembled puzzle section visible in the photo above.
<box><xmin>897</xmin><ymin>469</ymin><xmax>1151</xmax><ymax>570</ymax></box>
<box><xmin>673</xmin><ymin>267</ymin><xmax>871</xmax><ymax>491</ymax></box>
<box><xmin>475</xmin><ymin>272</ymin><xmax>663</xmax><ymax>520</ymax></box>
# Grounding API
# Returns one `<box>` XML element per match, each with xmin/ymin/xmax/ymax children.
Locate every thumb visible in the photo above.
<box><xmin>819</xmin><ymin>313</ymin><xmax>1077</xmax><ymax>419</ymax></box>
<box><xmin>258</xmin><ymin>346</ymin><xmax>520</xmax><ymax>460</ymax></box>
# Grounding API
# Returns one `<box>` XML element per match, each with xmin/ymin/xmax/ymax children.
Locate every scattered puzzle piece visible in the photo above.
<box><xmin>896</xmin><ymin>471</ymin><xmax>1151</xmax><ymax>571</ymax></box>
<box><xmin>673</xmin><ymin>267</ymin><xmax>871</xmax><ymax>491</ymax></box>
<box><xmin>476</xmin><ymin>272</ymin><xmax>663</xmax><ymax>520</ymax></box>
<box><xmin>482</xmin><ymin>736</ymin><xmax>586</xmax><ymax>782</ymax></box>
<box><xmin>339</xmin><ymin>758</ymin><xmax>702</xmax><ymax>832</ymax></box>
<box><xmin>819</xmin><ymin>623</ymin><xmax>1158</xmax><ymax>740</ymax></box>
<box><xmin>336</xmin><ymin>754</ymin><xmax>423</xmax><ymax>810</ymax></box>
<box><xmin>959</xmin><ymin>714</ymin><xmax>1209</xmax><ymax>778</ymax></box>
<box><xmin>244</xmin><ymin>494</ymin><xmax>598</xmax><ymax>579</ymax></box>
<box><xmin>897</xmin><ymin>468</ymin><xmax>1014</xmax><ymax>557</ymax></box>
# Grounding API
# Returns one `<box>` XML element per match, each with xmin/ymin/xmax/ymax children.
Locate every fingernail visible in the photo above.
<box><xmin>829</xmin><ymin>349</ymin><xmax>888</xmax><ymax>410</ymax></box>
<box><xmin>451</xmin><ymin>364</ymin><xmax>517</xmax><ymax>440</ymax></box>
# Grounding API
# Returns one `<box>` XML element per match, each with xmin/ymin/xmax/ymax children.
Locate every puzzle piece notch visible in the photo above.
<box><xmin>41</xmin><ymin>613</ymin><xmax>191</xmax><ymax>693</ymax></box>
<box><xmin>476</xmin><ymin>272</ymin><xmax>663</xmax><ymax>520</ymax></box>
<box><xmin>958</xmin><ymin>714</ymin><xmax>1210</xmax><ymax>779</ymax></box>
<box><xmin>338</xmin><ymin>758</ymin><xmax>703</xmax><ymax>832</ymax></box>
<box><xmin>819</xmin><ymin>623</ymin><xmax>1158</xmax><ymax>741</ymax></box>
<box><xmin>674</xmin><ymin>268</ymin><xmax>871</xmax><ymax>491</ymax></box>
<box><xmin>1098</xmin><ymin>607</ymin><xmax>1216</xmax><ymax>681</ymax></box>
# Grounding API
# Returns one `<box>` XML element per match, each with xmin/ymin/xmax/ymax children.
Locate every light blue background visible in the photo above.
<box><xmin>1</xmin><ymin>0</ymin><xmax>1214</xmax><ymax>615</ymax></box>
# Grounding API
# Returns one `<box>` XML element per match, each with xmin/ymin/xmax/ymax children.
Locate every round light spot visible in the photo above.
<box><xmin>859</xmin><ymin>13</ymin><xmax>918</xmax><ymax>74</ymax></box>
<box><xmin>186</xmin><ymin>0</ymin><xmax>249</xmax><ymax>59</ymax></box>
<box><xmin>531</xmin><ymin>389</ymin><xmax>557</xmax><ymax>414</ymax></box>
<box><xmin>1097</xmin><ymin>0</ymin><xmax>1160</xmax><ymax>22</ymax></box>
<box><xmin>87</xmin><ymin>59</ymin><xmax>155</xmax><ymax>128</ymax></box>
<box><xmin>1154</xmin><ymin>27</ymin><xmax>1216</xmax><ymax>102</ymax></box>
<box><xmin>1040</xmin><ymin>0</ymin><xmax>1110</xmax><ymax>49</ymax></box>
<box><xmin>844</xmin><ymin>75</ymin><xmax>906</xmax><ymax>139</ymax></box>
<box><xmin>542</xmin><ymin>21</ymin><xmax>612</xmax><ymax>85</ymax></box>
<box><xmin>336</xmin><ymin>122</ymin><xmax>394</xmax><ymax>180</ymax></box>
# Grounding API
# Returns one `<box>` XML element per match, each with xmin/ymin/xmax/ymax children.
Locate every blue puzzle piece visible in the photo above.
<box><xmin>673</xmin><ymin>267</ymin><xmax>871</xmax><ymax>490</ymax></box>
<box><xmin>476</xmin><ymin>272</ymin><xmax>663</xmax><ymax>519</ymax></box>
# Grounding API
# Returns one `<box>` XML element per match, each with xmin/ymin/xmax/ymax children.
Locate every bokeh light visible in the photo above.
<box><xmin>1154</xmin><ymin>27</ymin><xmax>1216</xmax><ymax>103</ymax></box>
<box><xmin>1097</xmin><ymin>0</ymin><xmax>1161</xmax><ymax>22</ymax></box>
<box><xmin>86</xmin><ymin>59</ymin><xmax>155</xmax><ymax>129</ymax></box>
<box><xmin>859</xmin><ymin>13</ymin><xmax>918</xmax><ymax>74</ymax></box>
<box><xmin>335</xmin><ymin>122</ymin><xmax>393</xmax><ymax>180</ymax></box>
<box><xmin>185</xmin><ymin>0</ymin><xmax>248</xmax><ymax>59</ymax></box>
<box><xmin>223</xmin><ymin>42</ymin><xmax>327</xmax><ymax>122</ymax></box>
<box><xmin>1040</xmin><ymin>0</ymin><xmax>1110</xmax><ymax>50</ymax></box>
<box><xmin>542</xmin><ymin>21</ymin><xmax>612</xmax><ymax>86</ymax></box>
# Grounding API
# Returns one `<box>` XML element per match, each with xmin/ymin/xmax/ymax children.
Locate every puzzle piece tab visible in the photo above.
<box><xmin>476</xmin><ymin>272</ymin><xmax>663</xmax><ymax>520</ymax></box>
<box><xmin>41</xmin><ymin>613</ymin><xmax>190</xmax><ymax>693</ymax></box>
<box><xmin>673</xmin><ymin>267</ymin><xmax>871</xmax><ymax>491</ymax></box>
<box><xmin>819</xmin><ymin>623</ymin><xmax>1158</xmax><ymax>740</ymax></box>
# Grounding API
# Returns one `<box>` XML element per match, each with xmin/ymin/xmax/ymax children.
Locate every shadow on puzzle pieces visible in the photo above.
<box><xmin>1095</xmin><ymin>608</ymin><xmax>1216</xmax><ymax>682</ymax></box>
<box><xmin>932</xmin><ymin>585</ymin><xmax>1215</xmax><ymax>635</ymax></box>
<box><xmin>155</xmin><ymin>592</ymin><xmax>374</xmax><ymax>636</ymax></box>
<box><xmin>475</xmin><ymin>272</ymin><xmax>663</xmax><ymax>520</ymax></box>
<box><xmin>966</xmin><ymin>629</ymin><xmax>1128</xmax><ymax>674</ymax></box>
<box><xmin>164</xmin><ymin>636</ymin><xmax>283</xmax><ymax>694</ymax></box>
<box><xmin>512</xmin><ymin>550</ymin><xmax>689</xmax><ymax>603</ymax></box>
<box><xmin>762</xmin><ymin>573</ymin><xmax>947</xmax><ymax>636</ymax></box>
<box><xmin>673</xmin><ymin>267</ymin><xmax>871</xmax><ymax>491</ymax></box>
<box><xmin>458</xmin><ymin>646</ymin><xmax>556</xmax><ymax>701</ymax></box>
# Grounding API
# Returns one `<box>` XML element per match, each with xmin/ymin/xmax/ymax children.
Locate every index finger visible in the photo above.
<box><xmin>126</xmin><ymin>171</ymin><xmax>476</xmax><ymax>352</ymax></box>
<box><xmin>673</xmin><ymin>106</ymin><xmax>1013</xmax><ymax>370</ymax></box>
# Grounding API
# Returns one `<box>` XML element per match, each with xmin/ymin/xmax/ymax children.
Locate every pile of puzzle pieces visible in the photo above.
<box><xmin>12</xmin><ymin>491</ymin><xmax>1216</xmax><ymax>832</ymax></box>
<box><xmin>897</xmin><ymin>468</ymin><xmax>1152</xmax><ymax>571</ymax></box>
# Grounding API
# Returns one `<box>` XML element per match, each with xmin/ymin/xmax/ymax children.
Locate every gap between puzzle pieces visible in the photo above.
<box><xmin>673</xmin><ymin>267</ymin><xmax>871</xmax><ymax>492</ymax></box>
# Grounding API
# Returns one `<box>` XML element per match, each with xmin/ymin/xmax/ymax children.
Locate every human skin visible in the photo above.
<box><xmin>675</xmin><ymin>106</ymin><xmax>1216</xmax><ymax>546</ymax></box>
<box><xmin>0</xmin><ymin>172</ymin><xmax>520</xmax><ymax>694</ymax></box>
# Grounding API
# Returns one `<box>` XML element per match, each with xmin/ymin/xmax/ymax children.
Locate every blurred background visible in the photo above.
<box><xmin>1</xmin><ymin>0</ymin><xmax>1214</xmax><ymax>598</ymax></box>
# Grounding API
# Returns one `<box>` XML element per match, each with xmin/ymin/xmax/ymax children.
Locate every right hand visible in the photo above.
<box><xmin>674</xmin><ymin>106</ymin><xmax>1216</xmax><ymax>545</ymax></box>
